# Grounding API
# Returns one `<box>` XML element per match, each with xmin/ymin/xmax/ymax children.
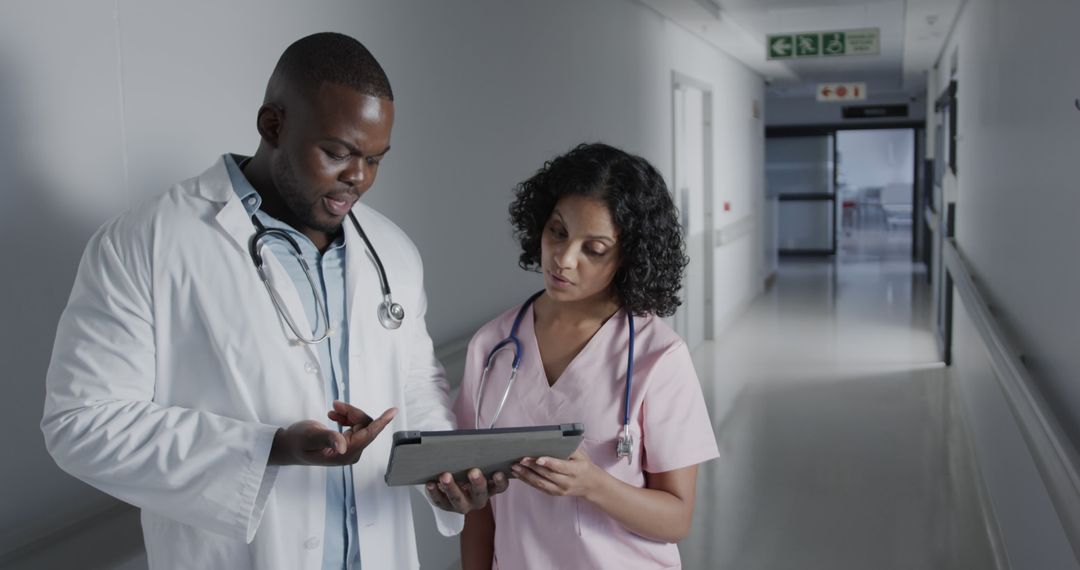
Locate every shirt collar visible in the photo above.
<box><xmin>224</xmin><ymin>153</ymin><xmax>347</xmax><ymax>251</ymax></box>
<box><xmin>223</xmin><ymin>153</ymin><xmax>262</xmax><ymax>216</ymax></box>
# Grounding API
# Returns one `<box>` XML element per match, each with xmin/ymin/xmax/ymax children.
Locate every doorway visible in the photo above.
<box><xmin>671</xmin><ymin>73</ymin><xmax>714</xmax><ymax>351</ymax></box>
<box><xmin>766</xmin><ymin>123</ymin><xmax>926</xmax><ymax>262</ymax></box>
<box><xmin>835</xmin><ymin>128</ymin><xmax>916</xmax><ymax>261</ymax></box>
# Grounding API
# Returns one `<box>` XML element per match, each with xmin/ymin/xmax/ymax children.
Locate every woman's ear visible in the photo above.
<box><xmin>256</xmin><ymin>104</ymin><xmax>285</xmax><ymax>148</ymax></box>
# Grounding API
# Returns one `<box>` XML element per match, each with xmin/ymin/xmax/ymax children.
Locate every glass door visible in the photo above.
<box><xmin>767</xmin><ymin>134</ymin><xmax>836</xmax><ymax>255</ymax></box>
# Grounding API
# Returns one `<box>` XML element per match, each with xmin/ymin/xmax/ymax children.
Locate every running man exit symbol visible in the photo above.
<box><xmin>796</xmin><ymin>34</ymin><xmax>820</xmax><ymax>56</ymax></box>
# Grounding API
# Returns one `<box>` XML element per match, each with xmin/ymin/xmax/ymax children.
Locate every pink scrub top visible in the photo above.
<box><xmin>453</xmin><ymin>302</ymin><xmax>720</xmax><ymax>569</ymax></box>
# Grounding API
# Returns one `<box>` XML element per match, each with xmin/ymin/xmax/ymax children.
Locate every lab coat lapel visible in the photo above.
<box><xmin>204</xmin><ymin>157</ymin><xmax>255</xmax><ymax>258</ymax></box>
<box><xmin>343</xmin><ymin>208</ymin><xmax>387</xmax><ymax>527</ymax></box>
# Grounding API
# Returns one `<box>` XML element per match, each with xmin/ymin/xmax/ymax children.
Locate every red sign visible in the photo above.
<box><xmin>817</xmin><ymin>82</ymin><xmax>867</xmax><ymax>102</ymax></box>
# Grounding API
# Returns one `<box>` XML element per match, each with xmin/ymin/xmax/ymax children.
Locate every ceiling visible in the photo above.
<box><xmin>639</xmin><ymin>0</ymin><xmax>962</xmax><ymax>100</ymax></box>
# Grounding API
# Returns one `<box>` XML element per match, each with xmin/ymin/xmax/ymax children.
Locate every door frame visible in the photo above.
<box><xmin>671</xmin><ymin>71</ymin><xmax>716</xmax><ymax>342</ymax></box>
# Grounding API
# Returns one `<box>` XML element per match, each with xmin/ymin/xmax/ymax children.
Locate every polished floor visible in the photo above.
<box><xmin>678</xmin><ymin>225</ymin><xmax>976</xmax><ymax>569</ymax></box>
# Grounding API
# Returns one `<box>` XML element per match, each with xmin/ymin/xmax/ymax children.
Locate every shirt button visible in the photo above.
<box><xmin>304</xmin><ymin>537</ymin><xmax>321</xmax><ymax>550</ymax></box>
<box><xmin>246</xmin><ymin>197</ymin><xmax>257</xmax><ymax>206</ymax></box>
<box><xmin>349</xmin><ymin>506</ymin><xmax>356</xmax><ymax>515</ymax></box>
<box><xmin>304</xmin><ymin>361</ymin><xmax>318</xmax><ymax>374</ymax></box>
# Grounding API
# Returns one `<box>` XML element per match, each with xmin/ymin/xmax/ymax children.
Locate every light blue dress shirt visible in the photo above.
<box><xmin>225</xmin><ymin>154</ymin><xmax>360</xmax><ymax>569</ymax></box>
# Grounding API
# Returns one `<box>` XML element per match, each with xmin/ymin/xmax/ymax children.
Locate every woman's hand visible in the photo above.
<box><xmin>511</xmin><ymin>448</ymin><xmax>607</xmax><ymax>499</ymax></box>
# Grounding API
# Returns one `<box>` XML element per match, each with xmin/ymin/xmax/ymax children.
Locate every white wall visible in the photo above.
<box><xmin>935</xmin><ymin>0</ymin><xmax>1080</xmax><ymax>567</ymax></box>
<box><xmin>0</xmin><ymin>0</ymin><xmax>765</xmax><ymax>561</ymax></box>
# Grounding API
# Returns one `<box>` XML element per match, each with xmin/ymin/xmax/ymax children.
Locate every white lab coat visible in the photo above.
<box><xmin>41</xmin><ymin>156</ymin><xmax>463</xmax><ymax>569</ymax></box>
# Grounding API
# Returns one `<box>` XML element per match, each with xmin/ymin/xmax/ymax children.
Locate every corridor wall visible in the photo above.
<box><xmin>936</xmin><ymin>0</ymin><xmax>1080</xmax><ymax>567</ymax></box>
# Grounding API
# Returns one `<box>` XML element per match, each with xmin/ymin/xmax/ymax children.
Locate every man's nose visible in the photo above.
<box><xmin>341</xmin><ymin>159</ymin><xmax>368</xmax><ymax>187</ymax></box>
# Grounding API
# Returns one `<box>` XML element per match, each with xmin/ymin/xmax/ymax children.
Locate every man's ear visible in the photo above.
<box><xmin>256</xmin><ymin>104</ymin><xmax>285</xmax><ymax>148</ymax></box>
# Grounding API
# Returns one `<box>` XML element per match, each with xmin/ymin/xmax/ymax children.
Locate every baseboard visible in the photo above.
<box><xmin>0</xmin><ymin>501</ymin><xmax>140</xmax><ymax>566</ymax></box>
<box><xmin>763</xmin><ymin>271</ymin><xmax>777</xmax><ymax>291</ymax></box>
<box><xmin>949</xmin><ymin>374</ymin><xmax>1012</xmax><ymax>570</ymax></box>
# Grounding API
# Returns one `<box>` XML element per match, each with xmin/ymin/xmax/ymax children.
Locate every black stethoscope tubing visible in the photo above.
<box><xmin>247</xmin><ymin>210</ymin><xmax>405</xmax><ymax>340</ymax></box>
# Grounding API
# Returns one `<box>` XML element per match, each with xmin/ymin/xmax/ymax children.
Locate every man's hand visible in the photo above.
<box><xmin>268</xmin><ymin>402</ymin><xmax>397</xmax><ymax>466</ymax></box>
<box><xmin>425</xmin><ymin>468</ymin><xmax>510</xmax><ymax>514</ymax></box>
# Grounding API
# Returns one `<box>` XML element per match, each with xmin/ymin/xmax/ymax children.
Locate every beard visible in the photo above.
<box><xmin>270</xmin><ymin>154</ymin><xmax>342</xmax><ymax>234</ymax></box>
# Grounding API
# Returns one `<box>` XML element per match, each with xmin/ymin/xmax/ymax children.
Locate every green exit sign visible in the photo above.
<box><xmin>767</xmin><ymin>28</ymin><xmax>879</xmax><ymax>60</ymax></box>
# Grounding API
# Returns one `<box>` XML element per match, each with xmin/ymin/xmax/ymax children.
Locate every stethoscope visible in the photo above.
<box><xmin>247</xmin><ymin>210</ymin><xmax>405</xmax><ymax>343</ymax></box>
<box><xmin>475</xmin><ymin>290</ymin><xmax>637</xmax><ymax>464</ymax></box>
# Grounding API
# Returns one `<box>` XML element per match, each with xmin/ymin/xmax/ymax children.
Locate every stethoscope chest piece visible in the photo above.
<box><xmin>617</xmin><ymin>425</ymin><xmax>634</xmax><ymax>465</ymax></box>
<box><xmin>379</xmin><ymin>297</ymin><xmax>405</xmax><ymax>330</ymax></box>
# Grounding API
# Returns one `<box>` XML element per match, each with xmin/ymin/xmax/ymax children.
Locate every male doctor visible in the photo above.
<box><xmin>41</xmin><ymin>32</ymin><xmax>505</xmax><ymax>569</ymax></box>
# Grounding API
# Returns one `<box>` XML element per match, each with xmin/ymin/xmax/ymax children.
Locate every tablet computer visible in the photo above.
<box><xmin>384</xmin><ymin>423</ymin><xmax>585</xmax><ymax>486</ymax></box>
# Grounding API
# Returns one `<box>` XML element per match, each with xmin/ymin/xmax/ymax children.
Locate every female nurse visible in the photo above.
<box><xmin>451</xmin><ymin>143</ymin><xmax>719</xmax><ymax>569</ymax></box>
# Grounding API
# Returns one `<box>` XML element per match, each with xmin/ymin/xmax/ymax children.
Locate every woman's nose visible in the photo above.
<box><xmin>554</xmin><ymin>244</ymin><xmax>577</xmax><ymax>269</ymax></box>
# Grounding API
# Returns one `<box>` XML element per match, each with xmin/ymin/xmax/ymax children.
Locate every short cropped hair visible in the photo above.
<box><xmin>509</xmin><ymin>143</ymin><xmax>688</xmax><ymax>317</ymax></box>
<box><xmin>268</xmin><ymin>32</ymin><xmax>393</xmax><ymax>102</ymax></box>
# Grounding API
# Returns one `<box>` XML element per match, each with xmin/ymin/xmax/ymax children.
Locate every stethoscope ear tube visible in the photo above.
<box><xmin>248</xmin><ymin>216</ymin><xmax>332</xmax><ymax>345</ymax></box>
<box><xmin>617</xmin><ymin>310</ymin><xmax>636</xmax><ymax>464</ymax></box>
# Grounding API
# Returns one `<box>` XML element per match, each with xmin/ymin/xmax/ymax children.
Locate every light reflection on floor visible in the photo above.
<box><xmin>678</xmin><ymin>226</ymin><xmax>987</xmax><ymax>569</ymax></box>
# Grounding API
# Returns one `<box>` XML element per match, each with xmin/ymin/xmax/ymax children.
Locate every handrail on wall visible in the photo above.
<box><xmin>715</xmin><ymin>216</ymin><xmax>755</xmax><ymax>247</ymax></box>
<box><xmin>942</xmin><ymin>237</ymin><xmax>1080</xmax><ymax>561</ymax></box>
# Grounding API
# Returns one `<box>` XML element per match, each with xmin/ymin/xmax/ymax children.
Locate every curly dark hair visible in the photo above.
<box><xmin>509</xmin><ymin>142</ymin><xmax>688</xmax><ymax>317</ymax></box>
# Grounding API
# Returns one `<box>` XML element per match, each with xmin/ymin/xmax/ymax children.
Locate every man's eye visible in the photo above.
<box><xmin>325</xmin><ymin>149</ymin><xmax>349</xmax><ymax>161</ymax></box>
<box><xmin>365</xmin><ymin>156</ymin><xmax>382</xmax><ymax>166</ymax></box>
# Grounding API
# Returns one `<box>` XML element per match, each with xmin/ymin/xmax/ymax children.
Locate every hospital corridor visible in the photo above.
<box><xmin>2</xmin><ymin>1</ymin><xmax>1079</xmax><ymax>569</ymax></box>
<box><xmin>681</xmin><ymin>229</ymin><xmax>986</xmax><ymax>569</ymax></box>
